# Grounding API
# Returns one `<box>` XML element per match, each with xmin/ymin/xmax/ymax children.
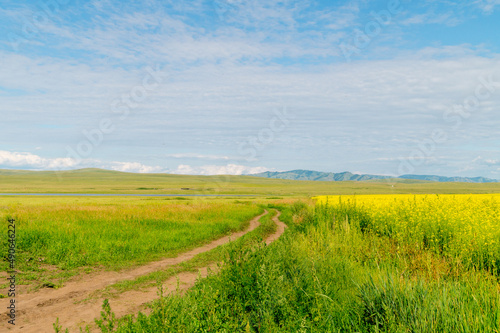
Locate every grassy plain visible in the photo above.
<box><xmin>0</xmin><ymin>196</ymin><xmax>262</xmax><ymax>289</ymax></box>
<box><xmin>96</xmin><ymin>209</ymin><xmax>279</xmax><ymax>300</ymax></box>
<box><xmin>2</xmin><ymin>168</ymin><xmax>500</xmax><ymax>196</ymax></box>
<box><xmin>103</xmin><ymin>201</ymin><xmax>500</xmax><ymax>332</ymax></box>
<box><xmin>4</xmin><ymin>169</ymin><xmax>500</xmax><ymax>331</ymax></box>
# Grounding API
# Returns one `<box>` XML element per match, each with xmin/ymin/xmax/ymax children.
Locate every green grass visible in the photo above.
<box><xmin>3</xmin><ymin>168</ymin><xmax>500</xmax><ymax>331</ymax></box>
<box><xmin>0</xmin><ymin>196</ymin><xmax>262</xmax><ymax>288</ymax></box>
<box><xmin>94</xmin><ymin>202</ymin><xmax>500</xmax><ymax>332</ymax></box>
<box><xmin>87</xmin><ymin>209</ymin><xmax>279</xmax><ymax>300</ymax></box>
<box><xmin>2</xmin><ymin>168</ymin><xmax>500</xmax><ymax>196</ymax></box>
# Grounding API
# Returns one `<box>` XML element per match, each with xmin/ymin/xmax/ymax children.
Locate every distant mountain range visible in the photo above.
<box><xmin>252</xmin><ymin>170</ymin><xmax>498</xmax><ymax>183</ymax></box>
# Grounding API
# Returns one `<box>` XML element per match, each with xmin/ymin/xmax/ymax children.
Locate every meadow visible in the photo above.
<box><xmin>97</xmin><ymin>198</ymin><xmax>500</xmax><ymax>332</ymax></box>
<box><xmin>3</xmin><ymin>168</ymin><xmax>500</xmax><ymax>196</ymax></box>
<box><xmin>0</xmin><ymin>196</ymin><xmax>262</xmax><ymax>288</ymax></box>
<box><xmin>4</xmin><ymin>170</ymin><xmax>500</xmax><ymax>331</ymax></box>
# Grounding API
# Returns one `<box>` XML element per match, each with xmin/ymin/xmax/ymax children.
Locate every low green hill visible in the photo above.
<box><xmin>1</xmin><ymin>168</ymin><xmax>500</xmax><ymax>196</ymax></box>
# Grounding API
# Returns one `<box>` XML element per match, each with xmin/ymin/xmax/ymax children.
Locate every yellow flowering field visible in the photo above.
<box><xmin>313</xmin><ymin>194</ymin><xmax>500</xmax><ymax>273</ymax></box>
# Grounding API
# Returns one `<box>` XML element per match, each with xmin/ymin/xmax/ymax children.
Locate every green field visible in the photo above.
<box><xmin>0</xmin><ymin>196</ymin><xmax>262</xmax><ymax>288</ymax></box>
<box><xmin>2</xmin><ymin>168</ymin><xmax>500</xmax><ymax>196</ymax></box>
<box><xmin>104</xmin><ymin>201</ymin><xmax>500</xmax><ymax>332</ymax></box>
<box><xmin>4</xmin><ymin>170</ymin><xmax>500</xmax><ymax>332</ymax></box>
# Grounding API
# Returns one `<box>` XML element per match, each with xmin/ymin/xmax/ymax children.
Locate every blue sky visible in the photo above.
<box><xmin>1</xmin><ymin>0</ymin><xmax>500</xmax><ymax>177</ymax></box>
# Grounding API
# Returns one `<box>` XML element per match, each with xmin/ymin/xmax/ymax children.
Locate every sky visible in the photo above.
<box><xmin>1</xmin><ymin>0</ymin><xmax>500</xmax><ymax>177</ymax></box>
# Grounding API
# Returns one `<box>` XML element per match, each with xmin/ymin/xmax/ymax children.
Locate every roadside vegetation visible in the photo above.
<box><xmin>94</xmin><ymin>198</ymin><xmax>500</xmax><ymax>332</ymax></box>
<box><xmin>91</xmin><ymin>209</ymin><xmax>278</xmax><ymax>300</ymax></box>
<box><xmin>0</xmin><ymin>196</ymin><xmax>262</xmax><ymax>289</ymax></box>
<box><xmin>4</xmin><ymin>173</ymin><xmax>500</xmax><ymax>332</ymax></box>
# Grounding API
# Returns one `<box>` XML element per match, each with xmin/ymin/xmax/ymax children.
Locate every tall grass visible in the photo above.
<box><xmin>0</xmin><ymin>197</ymin><xmax>262</xmax><ymax>278</ymax></box>
<box><xmin>93</xmin><ymin>202</ymin><xmax>500</xmax><ymax>332</ymax></box>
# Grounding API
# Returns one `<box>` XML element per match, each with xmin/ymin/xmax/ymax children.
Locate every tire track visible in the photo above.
<box><xmin>1</xmin><ymin>210</ymin><xmax>287</xmax><ymax>332</ymax></box>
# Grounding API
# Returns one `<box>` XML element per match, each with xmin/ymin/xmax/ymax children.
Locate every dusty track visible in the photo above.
<box><xmin>1</xmin><ymin>210</ymin><xmax>287</xmax><ymax>332</ymax></box>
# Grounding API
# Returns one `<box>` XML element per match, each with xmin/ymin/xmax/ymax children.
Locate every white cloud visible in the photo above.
<box><xmin>0</xmin><ymin>150</ymin><xmax>166</xmax><ymax>174</ymax></box>
<box><xmin>3</xmin><ymin>0</ymin><xmax>353</xmax><ymax>69</ymax></box>
<box><xmin>166</xmin><ymin>153</ymin><xmax>231</xmax><ymax>160</ymax></box>
<box><xmin>470</xmin><ymin>156</ymin><xmax>500</xmax><ymax>167</ymax></box>
<box><xmin>3</xmin><ymin>50</ymin><xmax>500</xmax><ymax>177</ymax></box>
<box><xmin>399</xmin><ymin>12</ymin><xmax>461</xmax><ymax>26</ymax></box>
<box><xmin>321</xmin><ymin>3</ymin><xmax>360</xmax><ymax>30</ymax></box>
<box><xmin>0</xmin><ymin>150</ymin><xmax>76</xmax><ymax>169</ymax></box>
<box><xmin>109</xmin><ymin>162</ymin><xmax>165</xmax><ymax>173</ymax></box>
<box><xmin>171</xmin><ymin>164</ymin><xmax>271</xmax><ymax>175</ymax></box>
<box><xmin>2</xmin><ymin>1</ymin><xmax>500</xmax><ymax>178</ymax></box>
<box><xmin>474</xmin><ymin>0</ymin><xmax>500</xmax><ymax>13</ymax></box>
<box><xmin>0</xmin><ymin>151</ymin><xmax>270</xmax><ymax>175</ymax></box>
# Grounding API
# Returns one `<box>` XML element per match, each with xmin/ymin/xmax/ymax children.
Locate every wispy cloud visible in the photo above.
<box><xmin>165</xmin><ymin>153</ymin><xmax>232</xmax><ymax>161</ymax></box>
<box><xmin>474</xmin><ymin>0</ymin><xmax>500</xmax><ymax>14</ymax></box>
<box><xmin>1</xmin><ymin>0</ymin><xmax>500</xmax><ymax>178</ymax></box>
<box><xmin>0</xmin><ymin>150</ymin><xmax>272</xmax><ymax>175</ymax></box>
<box><xmin>399</xmin><ymin>12</ymin><xmax>461</xmax><ymax>26</ymax></box>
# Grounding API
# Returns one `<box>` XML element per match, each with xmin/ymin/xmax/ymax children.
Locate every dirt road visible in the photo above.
<box><xmin>1</xmin><ymin>210</ymin><xmax>287</xmax><ymax>332</ymax></box>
